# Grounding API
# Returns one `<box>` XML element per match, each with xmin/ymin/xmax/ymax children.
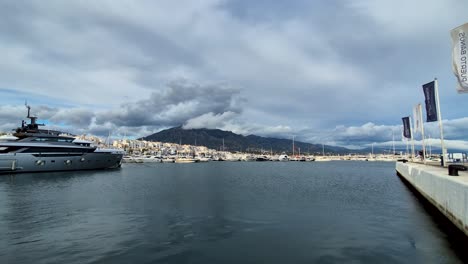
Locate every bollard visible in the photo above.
<box><xmin>448</xmin><ymin>164</ymin><xmax>467</xmax><ymax>176</ymax></box>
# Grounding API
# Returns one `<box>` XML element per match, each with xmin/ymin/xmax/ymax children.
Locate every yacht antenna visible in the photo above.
<box><xmin>23</xmin><ymin>102</ymin><xmax>43</xmax><ymax>129</ymax></box>
<box><xmin>25</xmin><ymin>100</ymin><xmax>31</xmax><ymax>118</ymax></box>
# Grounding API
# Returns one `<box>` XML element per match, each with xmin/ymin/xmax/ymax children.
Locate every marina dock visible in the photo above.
<box><xmin>396</xmin><ymin>162</ymin><xmax>468</xmax><ymax>236</ymax></box>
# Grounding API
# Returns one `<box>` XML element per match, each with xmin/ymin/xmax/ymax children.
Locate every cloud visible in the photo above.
<box><xmin>50</xmin><ymin>109</ymin><xmax>95</xmax><ymax>127</ymax></box>
<box><xmin>1</xmin><ymin>0</ymin><xmax>468</xmax><ymax>148</ymax></box>
<box><xmin>183</xmin><ymin>110</ymin><xmax>292</xmax><ymax>137</ymax></box>
<box><xmin>183</xmin><ymin>111</ymin><xmax>237</xmax><ymax>129</ymax></box>
<box><xmin>95</xmin><ymin>80</ymin><xmax>243</xmax><ymax>127</ymax></box>
<box><xmin>347</xmin><ymin>0</ymin><xmax>465</xmax><ymax>38</ymax></box>
<box><xmin>331</xmin><ymin>123</ymin><xmax>399</xmax><ymax>142</ymax></box>
<box><xmin>301</xmin><ymin>118</ymin><xmax>468</xmax><ymax>150</ymax></box>
<box><xmin>0</xmin><ymin>79</ymin><xmax>246</xmax><ymax>137</ymax></box>
<box><xmin>3</xmin><ymin>97</ymin><xmax>468</xmax><ymax>151</ymax></box>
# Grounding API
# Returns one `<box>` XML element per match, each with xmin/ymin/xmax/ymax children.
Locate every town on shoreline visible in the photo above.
<box><xmin>108</xmin><ymin>137</ymin><xmax>406</xmax><ymax>163</ymax></box>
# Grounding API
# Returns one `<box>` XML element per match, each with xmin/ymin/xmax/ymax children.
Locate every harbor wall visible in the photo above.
<box><xmin>396</xmin><ymin>162</ymin><xmax>468</xmax><ymax>237</ymax></box>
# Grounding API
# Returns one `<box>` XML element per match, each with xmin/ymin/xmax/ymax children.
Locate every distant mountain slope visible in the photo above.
<box><xmin>140</xmin><ymin>127</ymin><xmax>352</xmax><ymax>154</ymax></box>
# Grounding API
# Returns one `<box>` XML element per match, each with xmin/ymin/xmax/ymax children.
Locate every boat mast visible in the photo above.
<box><xmin>106</xmin><ymin>131</ymin><xmax>111</xmax><ymax>147</ymax></box>
<box><xmin>292</xmin><ymin>135</ymin><xmax>295</xmax><ymax>156</ymax></box>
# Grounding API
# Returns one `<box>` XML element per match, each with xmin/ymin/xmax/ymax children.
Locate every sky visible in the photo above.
<box><xmin>1</xmin><ymin>0</ymin><xmax>468</xmax><ymax>151</ymax></box>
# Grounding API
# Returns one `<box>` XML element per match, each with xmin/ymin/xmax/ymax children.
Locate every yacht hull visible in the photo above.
<box><xmin>0</xmin><ymin>152</ymin><xmax>123</xmax><ymax>174</ymax></box>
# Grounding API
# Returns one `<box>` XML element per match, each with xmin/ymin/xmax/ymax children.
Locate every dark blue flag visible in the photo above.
<box><xmin>423</xmin><ymin>81</ymin><xmax>437</xmax><ymax>122</ymax></box>
<box><xmin>402</xmin><ymin>117</ymin><xmax>411</xmax><ymax>139</ymax></box>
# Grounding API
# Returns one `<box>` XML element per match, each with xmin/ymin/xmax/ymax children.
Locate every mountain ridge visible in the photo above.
<box><xmin>140</xmin><ymin>126</ymin><xmax>354</xmax><ymax>154</ymax></box>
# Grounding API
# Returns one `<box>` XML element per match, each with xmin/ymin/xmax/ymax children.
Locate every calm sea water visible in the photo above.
<box><xmin>0</xmin><ymin>161</ymin><xmax>467</xmax><ymax>263</ymax></box>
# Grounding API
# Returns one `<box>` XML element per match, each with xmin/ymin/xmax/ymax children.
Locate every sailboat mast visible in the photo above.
<box><xmin>106</xmin><ymin>131</ymin><xmax>111</xmax><ymax>147</ymax></box>
<box><xmin>292</xmin><ymin>136</ymin><xmax>295</xmax><ymax>156</ymax></box>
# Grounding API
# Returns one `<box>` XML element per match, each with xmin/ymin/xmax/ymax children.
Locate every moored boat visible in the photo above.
<box><xmin>175</xmin><ymin>157</ymin><xmax>199</xmax><ymax>163</ymax></box>
<box><xmin>0</xmin><ymin>105</ymin><xmax>124</xmax><ymax>173</ymax></box>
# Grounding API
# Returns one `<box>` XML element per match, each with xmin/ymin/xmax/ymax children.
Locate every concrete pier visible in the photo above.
<box><xmin>396</xmin><ymin>162</ymin><xmax>468</xmax><ymax>236</ymax></box>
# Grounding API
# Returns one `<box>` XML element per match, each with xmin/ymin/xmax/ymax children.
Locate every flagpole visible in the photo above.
<box><xmin>428</xmin><ymin>135</ymin><xmax>432</xmax><ymax>157</ymax></box>
<box><xmin>409</xmin><ymin>117</ymin><xmax>415</xmax><ymax>161</ymax></box>
<box><xmin>434</xmin><ymin>78</ymin><xmax>447</xmax><ymax>167</ymax></box>
<box><xmin>405</xmin><ymin>136</ymin><xmax>409</xmax><ymax>158</ymax></box>
<box><xmin>402</xmin><ymin>126</ymin><xmax>408</xmax><ymax>157</ymax></box>
<box><xmin>419</xmin><ymin>103</ymin><xmax>427</xmax><ymax>164</ymax></box>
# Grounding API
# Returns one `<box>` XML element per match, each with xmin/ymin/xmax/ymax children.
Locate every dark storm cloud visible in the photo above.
<box><xmin>95</xmin><ymin>80</ymin><xmax>243</xmax><ymax>127</ymax></box>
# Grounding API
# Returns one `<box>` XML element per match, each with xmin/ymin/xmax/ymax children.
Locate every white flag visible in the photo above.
<box><xmin>412</xmin><ymin>103</ymin><xmax>422</xmax><ymax>133</ymax></box>
<box><xmin>451</xmin><ymin>23</ymin><xmax>468</xmax><ymax>93</ymax></box>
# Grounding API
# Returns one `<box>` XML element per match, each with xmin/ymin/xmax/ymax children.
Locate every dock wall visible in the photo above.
<box><xmin>396</xmin><ymin>162</ymin><xmax>468</xmax><ymax>237</ymax></box>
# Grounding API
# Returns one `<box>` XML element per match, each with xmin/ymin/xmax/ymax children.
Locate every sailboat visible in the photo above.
<box><xmin>316</xmin><ymin>143</ymin><xmax>331</xmax><ymax>161</ymax></box>
<box><xmin>290</xmin><ymin>135</ymin><xmax>298</xmax><ymax>161</ymax></box>
<box><xmin>367</xmin><ymin>143</ymin><xmax>376</xmax><ymax>161</ymax></box>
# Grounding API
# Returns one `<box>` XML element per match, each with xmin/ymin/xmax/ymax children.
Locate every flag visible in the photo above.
<box><xmin>451</xmin><ymin>23</ymin><xmax>468</xmax><ymax>93</ymax></box>
<box><xmin>401</xmin><ymin>127</ymin><xmax>408</xmax><ymax>141</ymax></box>
<box><xmin>423</xmin><ymin>81</ymin><xmax>437</xmax><ymax>122</ymax></box>
<box><xmin>412</xmin><ymin>103</ymin><xmax>422</xmax><ymax>132</ymax></box>
<box><xmin>402</xmin><ymin>117</ymin><xmax>411</xmax><ymax>139</ymax></box>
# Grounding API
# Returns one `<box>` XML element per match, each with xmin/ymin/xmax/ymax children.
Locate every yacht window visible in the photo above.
<box><xmin>33</xmin><ymin>138</ymin><xmax>73</xmax><ymax>142</ymax></box>
<box><xmin>75</xmin><ymin>143</ymin><xmax>91</xmax><ymax>146</ymax></box>
<box><xmin>33</xmin><ymin>138</ymin><xmax>54</xmax><ymax>142</ymax></box>
<box><xmin>0</xmin><ymin>146</ymin><xmax>24</xmax><ymax>153</ymax></box>
<box><xmin>21</xmin><ymin>147</ymin><xmax>93</xmax><ymax>153</ymax></box>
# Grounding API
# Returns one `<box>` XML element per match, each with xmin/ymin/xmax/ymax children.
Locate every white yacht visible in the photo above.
<box><xmin>138</xmin><ymin>155</ymin><xmax>162</xmax><ymax>163</ymax></box>
<box><xmin>175</xmin><ymin>157</ymin><xmax>199</xmax><ymax>163</ymax></box>
<box><xmin>0</xmin><ymin>105</ymin><xmax>124</xmax><ymax>173</ymax></box>
<box><xmin>278</xmin><ymin>154</ymin><xmax>289</xmax><ymax>161</ymax></box>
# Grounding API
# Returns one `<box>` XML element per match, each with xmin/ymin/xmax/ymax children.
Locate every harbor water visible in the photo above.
<box><xmin>1</xmin><ymin>161</ymin><xmax>467</xmax><ymax>263</ymax></box>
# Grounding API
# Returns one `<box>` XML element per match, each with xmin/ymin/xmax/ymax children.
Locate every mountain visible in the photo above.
<box><xmin>140</xmin><ymin>127</ymin><xmax>353</xmax><ymax>154</ymax></box>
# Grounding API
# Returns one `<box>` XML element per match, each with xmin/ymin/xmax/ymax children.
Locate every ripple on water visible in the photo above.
<box><xmin>0</xmin><ymin>161</ymin><xmax>466</xmax><ymax>264</ymax></box>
